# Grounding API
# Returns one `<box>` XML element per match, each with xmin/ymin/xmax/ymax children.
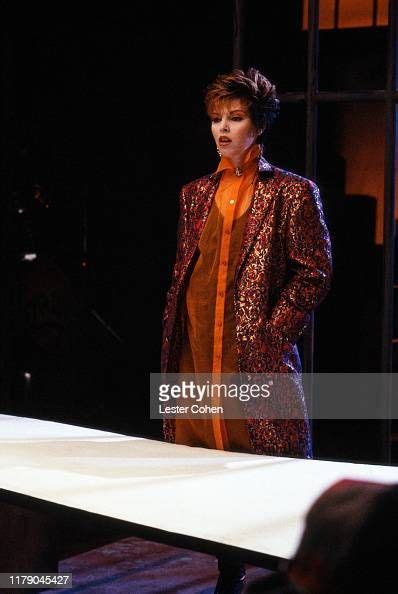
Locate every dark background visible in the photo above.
<box><xmin>0</xmin><ymin>2</ymin><xmax>394</xmax><ymax>463</ymax></box>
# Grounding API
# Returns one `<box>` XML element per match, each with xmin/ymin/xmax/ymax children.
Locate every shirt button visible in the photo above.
<box><xmin>229</xmin><ymin>199</ymin><xmax>235</xmax><ymax>205</ymax></box>
<box><xmin>225</xmin><ymin>228</ymin><xmax>231</xmax><ymax>235</ymax></box>
<box><xmin>217</xmin><ymin>321</ymin><xmax>223</xmax><ymax>328</ymax></box>
<box><xmin>221</xmin><ymin>260</ymin><xmax>227</xmax><ymax>266</ymax></box>
<box><xmin>218</xmin><ymin>291</ymin><xmax>224</xmax><ymax>297</ymax></box>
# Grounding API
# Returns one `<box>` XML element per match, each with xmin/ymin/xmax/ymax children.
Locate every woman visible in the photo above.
<box><xmin>161</xmin><ymin>67</ymin><xmax>332</xmax><ymax>593</ymax></box>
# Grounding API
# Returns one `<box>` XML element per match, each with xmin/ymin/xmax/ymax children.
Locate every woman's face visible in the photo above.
<box><xmin>209</xmin><ymin>98</ymin><xmax>261</xmax><ymax>166</ymax></box>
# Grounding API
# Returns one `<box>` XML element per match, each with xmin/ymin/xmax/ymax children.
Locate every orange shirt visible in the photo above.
<box><xmin>175</xmin><ymin>144</ymin><xmax>261</xmax><ymax>451</ymax></box>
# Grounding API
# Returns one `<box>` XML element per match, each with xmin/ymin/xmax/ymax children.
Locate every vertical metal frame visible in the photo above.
<box><xmin>233</xmin><ymin>0</ymin><xmax>245</xmax><ymax>69</ymax></box>
<box><xmin>382</xmin><ymin>0</ymin><xmax>398</xmax><ymax>374</ymax></box>
<box><xmin>381</xmin><ymin>0</ymin><xmax>398</xmax><ymax>463</ymax></box>
<box><xmin>303</xmin><ymin>0</ymin><xmax>320</xmax><ymax>375</ymax></box>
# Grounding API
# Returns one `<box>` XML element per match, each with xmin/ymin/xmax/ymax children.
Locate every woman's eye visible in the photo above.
<box><xmin>211</xmin><ymin>118</ymin><xmax>221</xmax><ymax>123</ymax></box>
<box><xmin>231</xmin><ymin>116</ymin><xmax>242</xmax><ymax>121</ymax></box>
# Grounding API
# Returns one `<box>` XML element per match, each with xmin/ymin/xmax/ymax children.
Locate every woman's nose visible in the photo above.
<box><xmin>220</xmin><ymin>119</ymin><xmax>230</xmax><ymax>132</ymax></box>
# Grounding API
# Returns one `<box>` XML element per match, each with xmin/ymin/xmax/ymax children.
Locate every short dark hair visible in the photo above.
<box><xmin>204</xmin><ymin>67</ymin><xmax>280</xmax><ymax>143</ymax></box>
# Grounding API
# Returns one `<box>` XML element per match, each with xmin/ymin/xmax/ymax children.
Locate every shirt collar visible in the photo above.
<box><xmin>216</xmin><ymin>143</ymin><xmax>262</xmax><ymax>176</ymax></box>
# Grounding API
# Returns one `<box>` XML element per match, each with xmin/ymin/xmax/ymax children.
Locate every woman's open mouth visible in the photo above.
<box><xmin>219</xmin><ymin>136</ymin><xmax>232</xmax><ymax>146</ymax></box>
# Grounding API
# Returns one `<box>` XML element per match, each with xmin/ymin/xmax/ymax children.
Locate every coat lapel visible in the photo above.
<box><xmin>179</xmin><ymin>172</ymin><xmax>222</xmax><ymax>282</ymax></box>
<box><xmin>235</xmin><ymin>158</ymin><xmax>274</xmax><ymax>282</ymax></box>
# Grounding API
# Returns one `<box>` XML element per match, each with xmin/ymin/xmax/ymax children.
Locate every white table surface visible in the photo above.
<box><xmin>1</xmin><ymin>414</ymin><xmax>397</xmax><ymax>560</ymax></box>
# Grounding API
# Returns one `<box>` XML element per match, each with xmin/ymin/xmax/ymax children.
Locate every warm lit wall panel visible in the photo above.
<box><xmin>339</xmin><ymin>0</ymin><xmax>374</xmax><ymax>28</ymax></box>
<box><xmin>303</xmin><ymin>0</ymin><xmax>389</xmax><ymax>29</ymax></box>
<box><xmin>338</xmin><ymin>103</ymin><xmax>398</xmax><ymax>245</ymax></box>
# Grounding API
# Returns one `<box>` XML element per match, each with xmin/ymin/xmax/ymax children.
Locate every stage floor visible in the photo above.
<box><xmin>40</xmin><ymin>535</ymin><xmax>269</xmax><ymax>593</ymax></box>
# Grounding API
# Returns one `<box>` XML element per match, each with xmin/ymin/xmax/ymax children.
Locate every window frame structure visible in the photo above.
<box><xmin>233</xmin><ymin>0</ymin><xmax>398</xmax><ymax>462</ymax></box>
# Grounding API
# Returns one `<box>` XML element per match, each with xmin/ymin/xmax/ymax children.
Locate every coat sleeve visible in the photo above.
<box><xmin>162</xmin><ymin>186</ymin><xmax>187</xmax><ymax>328</ymax></box>
<box><xmin>265</xmin><ymin>180</ymin><xmax>332</xmax><ymax>348</ymax></box>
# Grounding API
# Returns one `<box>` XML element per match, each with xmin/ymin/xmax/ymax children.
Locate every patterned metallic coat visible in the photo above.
<box><xmin>161</xmin><ymin>157</ymin><xmax>332</xmax><ymax>457</ymax></box>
